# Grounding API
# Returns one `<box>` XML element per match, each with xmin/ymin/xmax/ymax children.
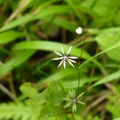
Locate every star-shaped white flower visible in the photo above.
<box><xmin>53</xmin><ymin>45</ymin><xmax>78</xmax><ymax>69</ymax></box>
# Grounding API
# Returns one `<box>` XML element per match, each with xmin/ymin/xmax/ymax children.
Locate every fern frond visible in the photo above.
<box><xmin>0</xmin><ymin>101</ymin><xmax>42</xmax><ymax>120</ymax></box>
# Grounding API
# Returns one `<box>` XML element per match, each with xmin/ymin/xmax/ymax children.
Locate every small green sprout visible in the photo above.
<box><xmin>63</xmin><ymin>89</ymin><xmax>85</xmax><ymax>112</ymax></box>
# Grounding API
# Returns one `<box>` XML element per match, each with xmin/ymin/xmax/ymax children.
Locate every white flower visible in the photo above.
<box><xmin>76</xmin><ymin>27</ymin><xmax>82</xmax><ymax>34</ymax></box>
<box><xmin>53</xmin><ymin>45</ymin><xmax>78</xmax><ymax>69</ymax></box>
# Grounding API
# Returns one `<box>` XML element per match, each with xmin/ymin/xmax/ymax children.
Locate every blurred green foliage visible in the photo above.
<box><xmin>0</xmin><ymin>0</ymin><xmax>120</xmax><ymax>120</ymax></box>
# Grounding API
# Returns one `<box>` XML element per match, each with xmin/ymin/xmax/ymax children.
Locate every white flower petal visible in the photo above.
<box><xmin>54</xmin><ymin>51</ymin><xmax>62</xmax><ymax>56</ymax></box>
<box><xmin>76</xmin><ymin>27</ymin><xmax>82</xmax><ymax>34</ymax></box>
<box><xmin>68</xmin><ymin>56</ymin><xmax>78</xmax><ymax>59</ymax></box>
<box><xmin>68</xmin><ymin>58</ymin><xmax>76</xmax><ymax>63</ymax></box>
<box><xmin>58</xmin><ymin>60</ymin><xmax>63</xmax><ymax>68</ymax></box>
<box><xmin>53</xmin><ymin>57</ymin><xmax>63</xmax><ymax>60</ymax></box>
<box><xmin>53</xmin><ymin>45</ymin><xmax>78</xmax><ymax>69</ymax></box>
<box><xmin>67</xmin><ymin>59</ymin><xmax>75</xmax><ymax>67</ymax></box>
<box><xmin>63</xmin><ymin>60</ymin><xmax>66</xmax><ymax>69</ymax></box>
<box><xmin>67</xmin><ymin>46</ymin><xmax>72</xmax><ymax>55</ymax></box>
<box><xmin>61</xmin><ymin>45</ymin><xmax>64</xmax><ymax>54</ymax></box>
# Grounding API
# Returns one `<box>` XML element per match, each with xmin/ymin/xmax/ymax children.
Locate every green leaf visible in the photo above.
<box><xmin>0</xmin><ymin>5</ymin><xmax>72</xmax><ymax>32</ymax></box>
<box><xmin>40</xmin><ymin>104</ymin><xmax>60</xmax><ymax>120</ymax></box>
<box><xmin>77</xmin><ymin>5</ymin><xmax>97</xmax><ymax>17</ymax></box>
<box><xmin>34</xmin><ymin>5</ymin><xmax>72</xmax><ymax>20</ymax></box>
<box><xmin>41</xmin><ymin>68</ymin><xmax>77</xmax><ymax>83</ymax></box>
<box><xmin>62</xmin><ymin>76</ymin><xmax>101</xmax><ymax>89</ymax></box>
<box><xmin>0</xmin><ymin>30</ymin><xmax>24</xmax><ymax>44</ymax></box>
<box><xmin>92</xmin><ymin>71</ymin><xmax>120</xmax><ymax>87</ymax></box>
<box><xmin>42</xmin><ymin>16</ymin><xmax>78</xmax><ymax>33</ymax></box>
<box><xmin>0</xmin><ymin>15</ymin><xmax>31</xmax><ymax>32</ymax></box>
<box><xmin>35</xmin><ymin>89</ymin><xmax>49</xmax><ymax>105</ymax></box>
<box><xmin>96</xmin><ymin>32</ymin><xmax>120</xmax><ymax>61</ymax></box>
<box><xmin>13</xmin><ymin>41</ymin><xmax>90</xmax><ymax>59</ymax></box>
<box><xmin>113</xmin><ymin>13</ymin><xmax>120</xmax><ymax>26</ymax></box>
<box><xmin>20</xmin><ymin>82</ymin><xmax>48</xmax><ymax>105</ymax></box>
<box><xmin>106</xmin><ymin>95</ymin><xmax>120</xmax><ymax>119</ymax></box>
<box><xmin>26</xmin><ymin>0</ymin><xmax>55</xmax><ymax>9</ymax></box>
<box><xmin>48</xmin><ymin>81</ymin><xmax>64</xmax><ymax>105</ymax></box>
<box><xmin>0</xmin><ymin>50</ymin><xmax>36</xmax><ymax>77</ymax></box>
<box><xmin>0</xmin><ymin>0</ymin><xmax>3</xmax><ymax>5</ymax></box>
<box><xmin>65</xmin><ymin>0</ymin><xmax>86</xmax><ymax>25</ymax></box>
<box><xmin>88</xmin><ymin>27</ymin><xmax>120</xmax><ymax>35</ymax></box>
<box><xmin>13</xmin><ymin>41</ymin><xmax>105</xmax><ymax>73</ymax></box>
<box><xmin>0</xmin><ymin>102</ymin><xmax>41</xmax><ymax>120</ymax></box>
<box><xmin>114</xmin><ymin>117</ymin><xmax>120</xmax><ymax>120</ymax></box>
<box><xmin>20</xmin><ymin>82</ymin><xmax>37</xmax><ymax>97</ymax></box>
<box><xmin>92</xmin><ymin>0</ymin><xmax>119</xmax><ymax>17</ymax></box>
<box><xmin>80</xmin><ymin>40</ymin><xmax>120</xmax><ymax>70</ymax></box>
<box><xmin>81</xmin><ymin>0</ymin><xmax>119</xmax><ymax>17</ymax></box>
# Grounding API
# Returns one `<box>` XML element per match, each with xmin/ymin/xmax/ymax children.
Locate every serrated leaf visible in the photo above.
<box><xmin>20</xmin><ymin>82</ymin><xmax>38</xmax><ymax>97</ymax></box>
<box><xmin>40</xmin><ymin>104</ymin><xmax>59</xmax><ymax>120</ymax></box>
<box><xmin>0</xmin><ymin>102</ymin><xmax>41</xmax><ymax>120</ymax></box>
<box><xmin>20</xmin><ymin>82</ymin><xmax>48</xmax><ymax>105</ymax></box>
<box><xmin>32</xmin><ymin>88</ymin><xmax>49</xmax><ymax>105</ymax></box>
<box><xmin>48</xmin><ymin>81</ymin><xmax>64</xmax><ymax>105</ymax></box>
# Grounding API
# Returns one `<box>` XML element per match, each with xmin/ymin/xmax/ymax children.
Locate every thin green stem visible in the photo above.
<box><xmin>71</xmin><ymin>112</ymin><xmax>75</xmax><ymax>120</ymax></box>
<box><xmin>77</xmin><ymin>65</ymin><xmax>80</xmax><ymax>95</ymax></box>
<box><xmin>77</xmin><ymin>36</ymin><xmax>85</xmax><ymax>95</ymax></box>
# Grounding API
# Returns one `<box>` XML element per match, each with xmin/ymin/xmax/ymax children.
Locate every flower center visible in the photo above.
<box><xmin>64</xmin><ymin>55</ymin><xmax>67</xmax><ymax>60</ymax></box>
<box><xmin>72</xmin><ymin>98</ymin><xmax>76</xmax><ymax>104</ymax></box>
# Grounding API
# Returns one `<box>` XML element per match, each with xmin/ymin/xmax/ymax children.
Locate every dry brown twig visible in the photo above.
<box><xmin>4</xmin><ymin>0</ymin><xmax>31</xmax><ymax>25</ymax></box>
<box><xmin>82</xmin><ymin>91</ymin><xmax>112</xmax><ymax>117</ymax></box>
<box><xmin>0</xmin><ymin>83</ymin><xmax>16</xmax><ymax>101</ymax></box>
